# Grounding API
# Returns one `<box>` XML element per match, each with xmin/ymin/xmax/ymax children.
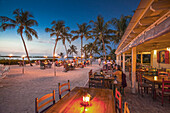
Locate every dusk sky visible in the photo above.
<box><xmin>0</xmin><ymin>0</ymin><xmax>140</xmax><ymax>56</ymax></box>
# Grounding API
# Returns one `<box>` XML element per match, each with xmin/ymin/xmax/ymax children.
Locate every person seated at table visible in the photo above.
<box><xmin>112</xmin><ymin>65</ymin><xmax>122</xmax><ymax>83</ymax></box>
<box><xmin>71</xmin><ymin>61</ymin><xmax>75</xmax><ymax>68</ymax></box>
<box><xmin>103</xmin><ymin>60</ymin><xmax>108</xmax><ymax>69</ymax></box>
<box><xmin>84</xmin><ymin>60</ymin><xmax>86</xmax><ymax>67</ymax></box>
<box><xmin>55</xmin><ymin>60</ymin><xmax>59</xmax><ymax>66</ymax></box>
<box><xmin>47</xmin><ymin>60</ymin><xmax>52</xmax><ymax>68</ymax></box>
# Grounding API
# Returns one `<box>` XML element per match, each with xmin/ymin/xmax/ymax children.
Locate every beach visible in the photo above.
<box><xmin>0</xmin><ymin>62</ymin><xmax>101</xmax><ymax>113</ymax></box>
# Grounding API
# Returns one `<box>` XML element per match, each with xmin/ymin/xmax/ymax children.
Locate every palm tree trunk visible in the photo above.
<box><xmin>81</xmin><ymin>34</ymin><xmax>83</xmax><ymax>62</ymax></box>
<box><xmin>101</xmin><ymin>36</ymin><xmax>106</xmax><ymax>60</ymax></box>
<box><xmin>64</xmin><ymin>44</ymin><xmax>68</xmax><ymax>57</ymax></box>
<box><xmin>53</xmin><ymin>36</ymin><xmax>58</xmax><ymax>63</ymax></box>
<box><xmin>20</xmin><ymin>31</ymin><xmax>32</xmax><ymax>66</ymax></box>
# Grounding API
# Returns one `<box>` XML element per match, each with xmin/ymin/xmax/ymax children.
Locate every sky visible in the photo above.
<box><xmin>0</xmin><ymin>0</ymin><xmax>140</xmax><ymax>57</ymax></box>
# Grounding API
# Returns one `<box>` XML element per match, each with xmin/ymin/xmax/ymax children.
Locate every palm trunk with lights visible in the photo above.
<box><xmin>101</xmin><ymin>34</ymin><xmax>106</xmax><ymax>60</ymax></box>
<box><xmin>53</xmin><ymin>36</ymin><xmax>58</xmax><ymax>63</ymax></box>
<box><xmin>81</xmin><ymin>34</ymin><xmax>83</xmax><ymax>62</ymax></box>
<box><xmin>64</xmin><ymin>44</ymin><xmax>68</xmax><ymax>58</ymax></box>
<box><xmin>20</xmin><ymin>27</ymin><xmax>32</xmax><ymax>66</ymax></box>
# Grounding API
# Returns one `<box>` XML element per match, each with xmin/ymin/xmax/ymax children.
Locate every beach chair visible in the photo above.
<box><xmin>0</xmin><ymin>66</ymin><xmax>10</xmax><ymax>79</ymax></box>
<box><xmin>58</xmin><ymin>80</ymin><xmax>70</xmax><ymax>99</ymax></box>
<box><xmin>35</xmin><ymin>90</ymin><xmax>55</xmax><ymax>113</ymax></box>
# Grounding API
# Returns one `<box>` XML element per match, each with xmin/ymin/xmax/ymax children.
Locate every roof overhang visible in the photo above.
<box><xmin>115</xmin><ymin>0</ymin><xmax>170</xmax><ymax>55</ymax></box>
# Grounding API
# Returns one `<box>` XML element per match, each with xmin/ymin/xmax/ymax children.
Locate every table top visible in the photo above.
<box><xmin>46</xmin><ymin>87</ymin><xmax>115</xmax><ymax>113</ymax></box>
<box><xmin>143</xmin><ymin>75</ymin><xmax>170</xmax><ymax>83</ymax></box>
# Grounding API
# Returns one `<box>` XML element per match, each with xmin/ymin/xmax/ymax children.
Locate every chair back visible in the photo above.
<box><xmin>58</xmin><ymin>80</ymin><xmax>70</xmax><ymax>99</ymax></box>
<box><xmin>158</xmin><ymin>72</ymin><xmax>168</xmax><ymax>77</ymax></box>
<box><xmin>124</xmin><ymin>102</ymin><xmax>130</xmax><ymax>113</ymax></box>
<box><xmin>89</xmin><ymin>69</ymin><xmax>92</xmax><ymax>77</ymax></box>
<box><xmin>162</xmin><ymin>78</ymin><xmax>170</xmax><ymax>93</ymax></box>
<box><xmin>35</xmin><ymin>90</ymin><xmax>55</xmax><ymax>113</ymax></box>
<box><xmin>115</xmin><ymin>88</ymin><xmax>122</xmax><ymax>113</ymax></box>
<box><xmin>89</xmin><ymin>74</ymin><xmax>105</xmax><ymax>88</ymax></box>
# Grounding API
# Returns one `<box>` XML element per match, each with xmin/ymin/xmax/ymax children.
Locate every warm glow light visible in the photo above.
<box><xmin>83</xmin><ymin>96</ymin><xmax>90</xmax><ymax>102</ymax></box>
<box><xmin>58</xmin><ymin>56</ymin><xmax>61</xmax><ymax>58</ymax></box>
<box><xmin>154</xmin><ymin>76</ymin><xmax>158</xmax><ymax>81</ymax></box>
<box><xmin>90</xmin><ymin>56</ymin><xmax>92</xmax><ymax>59</ymax></box>
<box><xmin>44</xmin><ymin>56</ymin><xmax>48</xmax><ymax>58</ymax></box>
<box><xmin>9</xmin><ymin>54</ymin><xmax>13</xmax><ymax>57</ymax></box>
<box><xmin>54</xmin><ymin>54</ymin><xmax>57</xmax><ymax>57</ymax></box>
<box><xmin>22</xmin><ymin>55</ymin><xmax>25</xmax><ymax>58</ymax></box>
<box><xmin>81</xmin><ymin>55</ymin><xmax>84</xmax><ymax>58</ymax></box>
<box><xmin>74</xmin><ymin>56</ymin><xmax>76</xmax><ymax>59</ymax></box>
<box><xmin>154</xmin><ymin>50</ymin><xmax>157</xmax><ymax>55</ymax></box>
<box><xmin>100</xmin><ymin>72</ymin><xmax>103</xmax><ymax>75</ymax></box>
<box><xmin>167</xmin><ymin>48</ymin><xmax>170</xmax><ymax>51</ymax></box>
<box><xmin>64</xmin><ymin>55</ymin><xmax>67</xmax><ymax>59</ymax></box>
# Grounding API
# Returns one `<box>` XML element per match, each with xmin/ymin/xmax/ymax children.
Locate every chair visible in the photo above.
<box><xmin>115</xmin><ymin>88</ymin><xmax>122</xmax><ymax>113</ymax></box>
<box><xmin>148</xmin><ymin>68</ymin><xmax>157</xmax><ymax>76</ymax></box>
<box><xmin>103</xmin><ymin>64</ymin><xmax>108</xmax><ymax>72</ymax></box>
<box><xmin>89</xmin><ymin>69</ymin><xmax>92</xmax><ymax>77</ymax></box>
<box><xmin>157</xmin><ymin>78</ymin><xmax>170</xmax><ymax>106</ymax></box>
<box><xmin>137</xmin><ymin>72</ymin><xmax>152</xmax><ymax>96</ymax></box>
<box><xmin>158</xmin><ymin>72</ymin><xmax>168</xmax><ymax>77</ymax></box>
<box><xmin>124</xmin><ymin>102</ymin><xmax>130</xmax><ymax>113</ymax></box>
<box><xmin>35</xmin><ymin>90</ymin><xmax>55</xmax><ymax>113</ymax></box>
<box><xmin>58</xmin><ymin>80</ymin><xmax>70</xmax><ymax>99</ymax></box>
<box><xmin>89</xmin><ymin>74</ymin><xmax>105</xmax><ymax>88</ymax></box>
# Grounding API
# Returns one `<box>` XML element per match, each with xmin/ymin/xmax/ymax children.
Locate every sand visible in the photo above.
<box><xmin>0</xmin><ymin>62</ymin><xmax>101</xmax><ymax>113</ymax></box>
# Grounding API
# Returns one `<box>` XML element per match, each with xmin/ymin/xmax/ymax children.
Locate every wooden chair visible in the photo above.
<box><xmin>124</xmin><ymin>102</ymin><xmax>130</xmax><ymax>113</ymax></box>
<box><xmin>148</xmin><ymin>68</ymin><xmax>157</xmax><ymax>76</ymax></box>
<box><xmin>158</xmin><ymin>72</ymin><xmax>169</xmax><ymax>77</ymax></box>
<box><xmin>89</xmin><ymin>74</ymin><xmax>105</xmax><ymax>88</ymax></box>
<box><xmin>115</xmin><ymin>88</ymin><xmax>122</xmax><ymax>113</ymax></box>
<box><xmin>58</xmin><ymin>80</ymin><xmax>70</xmax><ymax>99</ymax></box>
<box><xmin>137</xmin><ymin>72</ymin><xmax>152</xmax><ymax>96</ymax></box>
<box><xmin>35</xmin><ymin>90</ymin><xmax>55</xmax><ymax>113</ymax></box>
<box><xmin>89</xmin><ymin>69</ymin><xmax>92</xmax><ymax>77</ymax></box>
<box><xmin>157</xmin><ymin>78</ymin><xmax>170</xmax><ymax>106</ymax></box>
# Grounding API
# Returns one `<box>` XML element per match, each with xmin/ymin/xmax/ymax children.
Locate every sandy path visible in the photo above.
<box><xmin>0</xmin><ymin>62</ymin><xmax>101</xmax><ymax>113</ymax></box>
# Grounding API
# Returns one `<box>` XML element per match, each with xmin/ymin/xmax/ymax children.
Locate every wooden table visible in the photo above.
<box><xmin>46</xmin><ymin>87</ymin><xmax>115</xmax><ymax>113</ymax></box>
<box><xmin>143</xmin><ymin>75</ymin><xmax>170</xmax><ymax>99</ymax></box>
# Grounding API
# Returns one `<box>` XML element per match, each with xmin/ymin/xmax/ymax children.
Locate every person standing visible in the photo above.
<box><xmin>98</xmin><ymin>58</ymin><xmax>101</xmax><ymax>66</ymax></box>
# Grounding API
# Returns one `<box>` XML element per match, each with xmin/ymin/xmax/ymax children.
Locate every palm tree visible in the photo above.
<box><xmin>68</xmin><ymin>45</ymin><xmax>78</xmax><ymax>57</ymax></box>
<box><xmin>90</xmin><ymin>15</ymin><xmax>115</xmax><ymax>60</ymax></box>
<box><xmin>111</xmin><ymin>15</ymin><xmax>131</xmax><ymax>45</ymax></box>
<box><xmin>71</xmin><ymin>23</ymin><xmax>91</xmax><ymax>61</ymax></box>
<box><xmin>0</xmin><ymin>9</ymin><xmax>38</xmax><ymax>66</ymax></box>
<box><xmin>61</xmin><ymin>27</ymin><xmax>71</xmax><ymax>57</ymax></box>
<box><xmin>45</xmin><ymin>20</ymin><xmax>66</xmax><ymax>63</ymax></box>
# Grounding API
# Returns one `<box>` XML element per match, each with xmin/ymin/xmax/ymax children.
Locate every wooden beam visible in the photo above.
<box><xmin>152</xmin><ymin>0</ymin><xmax>170</xmax><ymax>11</ymax></box>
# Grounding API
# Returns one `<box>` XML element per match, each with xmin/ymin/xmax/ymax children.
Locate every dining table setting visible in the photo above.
<box><xmin>46</xmin><ymin>87</ymin><xmax>115</xmax><ymax>113</ymax></box>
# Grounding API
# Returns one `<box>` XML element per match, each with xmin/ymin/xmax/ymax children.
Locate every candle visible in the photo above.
<box><xmin>154</xmin><ymin>76</ymin><xmax>158</xmax><ymax>81</ymax></box>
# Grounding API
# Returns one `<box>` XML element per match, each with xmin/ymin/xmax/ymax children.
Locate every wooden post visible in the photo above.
<box><xmin>119</xmin><ymin>55</ymin><xmax>121</xmax><ymax>66</ymax></box>
<box><xmin>116</xmin><ymin>55</ymin><xmax>119</xmax><ymax>64</ymax></box>
<box><xmin>123</xmin><ymin>53</ymin><xmax>125</xmax><ymax>73</ymax></box>
<box><xmin>141</xmin><ymin>53</ymin><xmax>143</xmax><ymax>65</ymax></box>
<box><xmin>132</xmin><ymin>47</ymin><xmax>136</xmax><ymax>94</ymax></box>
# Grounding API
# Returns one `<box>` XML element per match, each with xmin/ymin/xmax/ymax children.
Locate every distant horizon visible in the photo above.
<box><xmin>0</xmin><ymin>0</ymin><xmax>140</xmax><ymax>56</ymax></box>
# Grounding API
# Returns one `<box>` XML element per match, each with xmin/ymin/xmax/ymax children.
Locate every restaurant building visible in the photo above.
<box><xmin>115</xmin><ymin>0</ymin><xmax>170</xmax><ymax>93</ymax></box>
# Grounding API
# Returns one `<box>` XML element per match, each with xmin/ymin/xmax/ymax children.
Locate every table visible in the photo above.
<box><xmin>46</xmin><ymin>87</ymin><xmax>115</xmax><ymax>113</ymax></box>
<box><xmin>143</xmin><ymin>76</ymin><xmax>170</xmax><ymax>99</ymax></box>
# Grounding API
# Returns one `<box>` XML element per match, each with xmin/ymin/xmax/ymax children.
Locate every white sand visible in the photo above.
<box><xmin>0</xmin><ymin>62</ymin><xmax>101</xmax><ymax>113</ymax></box>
